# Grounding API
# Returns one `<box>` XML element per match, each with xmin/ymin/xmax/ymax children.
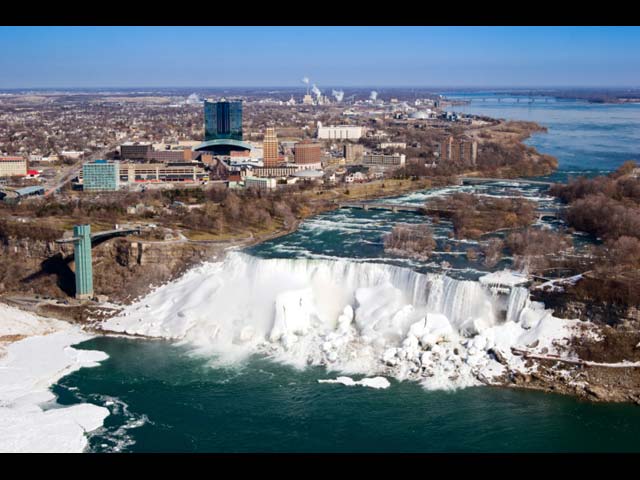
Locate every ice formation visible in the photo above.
<box><xmin>318</xmin><ymin>376</ymin><xmax>390</xmax><ymax>389</ymax></box>
<box><xmin>0</xmin><ymin>304</ymin><xmax>110</xmax><ymax>452</ymax></box>
<box><xmin>102</xmin><ymin>252</ymin><xmax>583</xmax><ymax>390</ymax></box>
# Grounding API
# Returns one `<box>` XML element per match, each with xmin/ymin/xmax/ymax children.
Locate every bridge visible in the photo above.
<box><xmin>55</xmin><ymin>227</ymin><xmax>141</xmax><ymax>245</ymax></box>
<box><xmin>466</xmin><ymin>93</ymin><xmax>549</xmax><ymax>104</ymax></box>
<box><xmin>338</xmin><ymin>202</ymin><xmax>458</xmax><ymax>217</ymax></box>
<box><xmin>55</xmin><ymin>225</ymin><xmax>141</xmax><ymax>300</ymax></box>
<box><xmin>459</xmin><ymin>176</ymin><xmax>555</xmax><ymax>187</ymax></box>
<box><xmin>339</xmin><ymin>202</ymin><xmax>425</xmax><ymax>214</ymax></box>
<box><xmin>339</xmin><ymin>202</ymin><xmax>559</xmax><ymax>221</ymax></box>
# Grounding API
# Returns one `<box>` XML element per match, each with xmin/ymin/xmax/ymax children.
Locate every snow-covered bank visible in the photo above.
<box><xmin>0</xmin><ymin>304</ymin><xmax>110</xmax><ymax>452</ymax></box>
<box><xmin>102</xmin><ymin>252</ymin><xmax>586</xmax><ymax>391</ymax></box>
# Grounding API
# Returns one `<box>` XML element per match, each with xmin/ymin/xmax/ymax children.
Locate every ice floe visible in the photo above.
<box><xmin>0</xmin><ymin>304</ymin><xmax>110</xmax><ymax>452</ymax></box>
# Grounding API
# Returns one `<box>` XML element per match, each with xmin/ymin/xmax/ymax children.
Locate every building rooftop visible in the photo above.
<box><xmin>292</xmin><ymin>170</ymin><xmax>325</xmax><ymax>178</ymax></box>
<box><xmin>15</xmin><ymin>186</ymin><xmax>45</xmax><ymax>196</ymax></box>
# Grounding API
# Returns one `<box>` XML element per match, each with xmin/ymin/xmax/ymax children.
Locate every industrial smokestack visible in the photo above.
<box><xmin>332</xmin><ymin>89</ymin><xmax>344</xmax><ymax>102</ymax></box>
<box><xmin>302</xmin><ymin>76</ymin><xmax>310</xmax><ymax>95</ymax></box>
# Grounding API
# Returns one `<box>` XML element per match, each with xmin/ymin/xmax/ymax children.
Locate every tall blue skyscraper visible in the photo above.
<box><xmin>204</xmin><ymin>99</ymin><xmax>243</xmax><ymax>142</ymax></box>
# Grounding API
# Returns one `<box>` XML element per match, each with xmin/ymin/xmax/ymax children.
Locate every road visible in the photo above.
<box><xmin>44</xmin><ymin>146</ymin><xmax>114</xmax><ymax>197</ymax></box>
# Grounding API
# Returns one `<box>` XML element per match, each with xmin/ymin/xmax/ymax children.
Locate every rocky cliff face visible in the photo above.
<box><xmin>532</xmin><ymin>289</ymin><xmax>640</xmax><ymax>327</ymax></box>
<box><xmin>0</xmin><ymin>236</ymin><xmax>223</xmax><ymax>303</ymax></box>
<box><xmin>92</xmin><ymin>239</ymin><xmax>223</xmax><ymax>303</ymax></box>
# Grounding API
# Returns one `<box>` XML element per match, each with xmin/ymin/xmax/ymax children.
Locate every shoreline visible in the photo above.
<box><xmin>0</xmin><ymin>303</ymin><xmax>110</xmax><ymax>452</ymax></box>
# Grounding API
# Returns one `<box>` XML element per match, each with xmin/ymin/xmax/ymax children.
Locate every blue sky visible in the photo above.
<box><xmin>1</xmin><ymin>26</ymin><xmax>639</xmax><ymax>88</ymax></box>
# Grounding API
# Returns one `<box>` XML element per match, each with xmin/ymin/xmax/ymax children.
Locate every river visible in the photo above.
<box><xmin>54</xmin><ymin>96</ymin><xmax>640</xmax><ymax>452</ymax></box>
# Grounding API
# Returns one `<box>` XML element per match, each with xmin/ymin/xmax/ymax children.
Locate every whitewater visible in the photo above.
<box><xmin>102</xmin><ymin>251</ymin><xmax>585</xmax><ymax>390</ymax></box>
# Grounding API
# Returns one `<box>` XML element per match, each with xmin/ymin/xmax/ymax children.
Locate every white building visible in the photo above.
<box><xmin>60</xmin><ymin>150</ymin><xmax>85</xmax><ymax>160</ymax></box>
<box><xmin>0</xmin><ymin>156</ymin><xmax>27</xmax><ymax>177</ymax></box>
<box><xmin>379</xmin><ymin>142</ymin><xmax>407</xmax><ymax>150</ymax></box>
<box><xmin>317</xmin><ymin>124</ymin><xmax>364</xmax><ymax>141</ymax></box>
<box><xmin>345</xmin><ymin>171</ymin><xmax>367</xmax><ymax>183</ymax></box>
<box><xmin>244</xmin><ymin>176</ymin><xmax>277</xmax><ymax>190</ymax></box>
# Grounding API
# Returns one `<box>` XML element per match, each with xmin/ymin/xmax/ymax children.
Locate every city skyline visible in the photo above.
<box><xmin>1</xmin><ymin>26</ymin><xmax>640</xmax><ymax>88</ymax></box>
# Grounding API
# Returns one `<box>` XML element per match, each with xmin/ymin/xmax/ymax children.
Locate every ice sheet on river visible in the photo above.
<box><xmin>0</xmin><ymin>304</ymin><xmax>110</xmax><ymax>452</ymax></box>
<box><xmin>102</xmin><ymin>252</ymin><xmax>584</xmax><ymax>390</ymax></box>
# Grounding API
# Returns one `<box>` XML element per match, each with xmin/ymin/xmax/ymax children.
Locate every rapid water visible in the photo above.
<box><xmin>248</xmin><ymin>180</ymin><xmax>564</xmax><ymax>280</ymax></box>
<box><xmin>57</xmin><ymin>96</ymin><xmax>640</xmax><ymax>452</ymax></box>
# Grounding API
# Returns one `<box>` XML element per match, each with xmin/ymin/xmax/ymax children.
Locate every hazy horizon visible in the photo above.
<box><xmin>2</xmin><ymin>86</ymin><xmax>640</xmax><ymax>92</ymax></box>
<box><xmin>1</xmin><ymin>26</ymin><xmax>640</xmax><ymax>89</ymax></box>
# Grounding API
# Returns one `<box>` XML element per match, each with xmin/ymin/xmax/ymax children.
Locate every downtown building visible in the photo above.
<box><xmin>317</xmin><ymin>124</ymin><xmax>364</xmax><ymax>141</ymax></box>
<box><xmin>82</xmin><ymin>160</ymin><xmax>120</xmax><ymax>191</ymax></box>
<box><xmin>438</xmin><ymin>136</ymin><xmax>478</xmax><ymax>165</ymax></box>
<box><xmin>81</xmin><ymin>160</ymin><xmax>207</xmax><ymax>189</ymax></box>
<box><xmin>344</xmin><ymin>143</ymin><xmax>365</xmax><ymax>163</ymax></box>
<box><xmin>147</xmin><ymin>148</ymin><xmax>194</xmax><ymax>163</ymax></box>
<box><xmin>362</xmin><ymin>153</ymin><xmax>406</xmax><ymax>169</ymax></box>
<box><xmin>119</xmin><ymin>163</ymin><xmax>208</xmax><ymax>184</ymax></box>
<box><xmin>263</xmin><ymin>128</ymin><xmax>279</xmax><ymax>167</ymax></box>
<box><xmin>244</xmin><ymin>176</ymin><xmax>277</xmax><ymax>191</ymax></box>
<box><xmin>194</xmin><ymin>99</ymin><xmax>251</xmax><ymax>156</ymax></box>
<box><xmin>0</xmin><ymin>155</ymin><xmax>27</xmax><ymax>177</ymax></box>
<box><xmin>120</xmin><ymin>142</ymin><xmax>153</xmax><ymax>160</ymax></box>
<box><xmin>293</xmin><ymin>140</ymin><xmax>323</xmax><ymax>170</ymax></box>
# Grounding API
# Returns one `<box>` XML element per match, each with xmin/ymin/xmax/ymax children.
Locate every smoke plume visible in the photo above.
<box><xmin>332</xmin><ymin>89</ymin><xmax>344</xmax><ymax>102</ymax></box>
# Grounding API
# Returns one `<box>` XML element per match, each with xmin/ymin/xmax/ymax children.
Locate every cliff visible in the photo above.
<box><xmin>0</xmin><ymin>235</ymin><xmax>225</xmax><ymax>304</ymax></box>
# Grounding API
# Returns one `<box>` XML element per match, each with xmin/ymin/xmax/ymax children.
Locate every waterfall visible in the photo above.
<box><xmin>506</xmin><ymin>287</ymin><xmax>531</xmax><ymax>324</ymax></box>
<box><xmin>102</xmin><ymin>251</ymin><xmax>575</xmax><ymax>389</ymax></box>
<box><xmin>103</xmin><ymin>252</ymin><xmax>526</xmax><ymax>344</ymax></box>
<box><xmin>426</xmin><ymin>276</ymin><xmax>496</xmax><ymax>335</ymax></box>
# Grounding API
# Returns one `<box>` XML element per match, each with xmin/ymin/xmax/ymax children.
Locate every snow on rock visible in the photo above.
<box><xmin>0</xmin><ymin>303</ymin><xmax>110</xmax><ymax>453</ymax></box>
<box><xmin>479</xmin><ymin>269</ymin><xmax>529</xmax><ymax>288</ymax></box>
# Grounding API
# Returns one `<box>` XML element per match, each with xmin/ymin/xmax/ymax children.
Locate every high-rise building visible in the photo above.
<box><xmin>263</xmin><ymin>128</ymin><xmax>279</xmax><ymax>167</ymax></box>
<box><xmin>204</xmin><ymin>99</ymin><xmax>243</xmax><ymax>142</ymax></box>
<box><xmin>294</xmin><ymin>141</ymin><xmax>322</xmax><ymax>166</ymax></box>
<box><xmin>0</xmin><ymin>156</ymin><xmax>27</xmax><ymax>177</ymax></box>
<box><xmin>439</xmin><ymin>136</ymin><xmax>453</xmax><ymax>161</ymax></box>
<box><xmin>82</xmin><ymin>160</ymin><xmax>120</xmax><ymax>191</ymax></box>
<box><xmin>344</xmin><ymin>144</ymin><xmax>364</xmax><ymax>163</ymax></box>
<box><xmin>438</xmin><ymin>136</ymin><xmax>477</xmax><ymax>165</ymax></box>
<box><xmin>195</xmin><ymin>99</ymin><xmax>250</xmax><ymax>155</ymax></box>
